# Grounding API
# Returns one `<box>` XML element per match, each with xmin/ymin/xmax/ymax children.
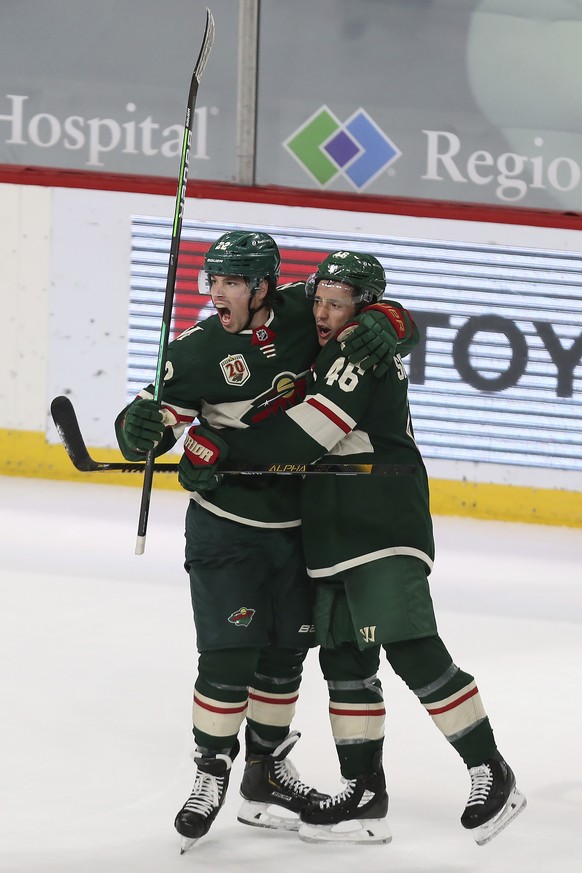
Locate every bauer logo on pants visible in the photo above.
<box><xmin>228</xmin><ymin>607</ymin><xmax>256</xmax><ymax>627</ymax></box>
<box><xmin>220</xmin><ymin>353</ymin><xmax>250</xmax><ymax>386</ymax></box>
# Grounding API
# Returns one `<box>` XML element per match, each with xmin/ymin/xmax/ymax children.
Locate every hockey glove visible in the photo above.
<box><xmin>178</xmin><ymin>426</ymin><xmax>229</xmax><ymax>494</ymax></box>
<box><xmin>339</xmin><ymin>303</ymin><xmax>414</xmax><ymax>379</ymax></box>
<box><xmin>122</xmin><ymin>399</ymin><xmax>165</xmax><ymax>453</ymax></box>
<box><xmin>338</xmin><ymin>310</ymin><xmax>397</xmax><ymax>378</ymax></box>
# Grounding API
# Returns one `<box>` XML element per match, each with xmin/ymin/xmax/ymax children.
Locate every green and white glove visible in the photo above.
<box><xmin>339</xmin><ymin>302</ymin><xmax>415</xmax><ymax>378</ymax></box>
<box><xmin>122</xmin><ymin>399</ymin><xmax>165</xmax><ymax>453</ymax></box>
<box><xmin>178</xmin><ymin>425</ymin><xmax>230</xmax><ymax>493</ymax></box>
<box><xmin>342</xmin><ymin>310</ymin><xmax>396</xmax><ymax>373</ymax></box>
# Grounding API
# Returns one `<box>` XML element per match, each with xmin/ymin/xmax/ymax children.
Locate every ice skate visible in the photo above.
<box><xmin>238</xmin><ymin>731</ymin><xmax>329</xmax><ymax>831</ymax></box>
<box><xmin>461</xmin><ymin>752</ymin><xmax>526</xmax><ymax>845</ymax></box>
<box><xmin>298</xmin><ymin>750</ymin><xmax>391</xmax><ymax>845</ymax></box>
<box><xmin>174</xmin><ymin>751</ymin><xmax>234</xmax><ymax>852</ymax></box>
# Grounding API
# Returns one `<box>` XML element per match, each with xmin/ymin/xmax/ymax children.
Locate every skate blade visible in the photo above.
<box><xmin>473</xmin><ymin>788</ymin><xmax>527</xmax><ymax>846</ymax></box>
<box><xmin>237</xmin><ymin>799</ymin><xmax>300</xmax><ymax>831</ymax></box>
<box><xmin>179</xmin><ymin>836</ymin><xmax>199</xmax><ymax>854</ymax></box>
<box><xmin>298</xmin><ymin>818</ymin><xmax>392</xmax><ymax>845</ymax></box>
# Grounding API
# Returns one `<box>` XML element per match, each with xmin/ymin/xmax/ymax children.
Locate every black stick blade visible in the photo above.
<box><xmin>50</xmin><ymin>395</ymin><xmax>98</xmax><ymax>472</ymax></box>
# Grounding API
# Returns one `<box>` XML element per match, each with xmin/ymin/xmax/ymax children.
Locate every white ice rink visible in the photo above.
<box><xmin>1</xmin><ymin>476</ymin><xmax>581</xmax><ymax>873</ymax></box>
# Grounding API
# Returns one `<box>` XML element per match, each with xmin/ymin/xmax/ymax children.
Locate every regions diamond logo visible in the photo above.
<box><xmin>284</xmin><ymin>106</ymin><xmax>401</xmax><ymax>190</ymax></box>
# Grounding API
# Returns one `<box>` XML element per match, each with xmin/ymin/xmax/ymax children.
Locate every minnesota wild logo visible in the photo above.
<box><xmin>242</xmin><ymin>370</ymin><xmax>309</xmax><ymax>426</ymax></box>
<box><xmin>228</xmin><ymin>606</ymin><xmax>256</xmax><ymax>627</ymax></box>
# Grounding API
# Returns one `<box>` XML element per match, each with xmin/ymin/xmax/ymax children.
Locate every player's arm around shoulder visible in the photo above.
<box><xmin>216</xmin><ymin>338</ymin><xmax>381</xmax><ymax>466</ymax></box>
<box><xmin>339</xmin><ymin>299</ymin><xmax>419</xmax><ymax>378</ymax></box>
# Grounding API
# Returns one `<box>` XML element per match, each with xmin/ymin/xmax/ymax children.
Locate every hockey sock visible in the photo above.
<box><xmin>383</xmin><ymin>635</ymin><xmax>497</xmax><ymax>767</ymax></box>
<box><xmin>246</xmin><ymin>647</ymin><xmax>307</xmax><ymax>753</ymax></box>
<box><xmin>320</xmin><ymin>644</ymin><xmax>385</xmax><ymax>779</ymax></box>
<box><xmin>193</xmin><ymin>648</ymin><xmax>260</xmax><ymax>754</ymax></box>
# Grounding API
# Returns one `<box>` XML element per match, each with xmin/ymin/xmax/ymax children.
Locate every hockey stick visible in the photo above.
<box><xmin>137</xmin><ymin>9</ymin><xmax>215</xmax><ymax>555</ymax></box>
<box><xmin>50</xmin><ymin>396</ymin><xmax>417</xmax><ymax>478</ymax></box>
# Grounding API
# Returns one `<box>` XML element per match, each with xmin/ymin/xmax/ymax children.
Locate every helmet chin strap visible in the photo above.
<box><xmin>242</xmin><ymin>296</ymin><xmax>268</xmax><ymax>332</ymax></box>
<box><xmin>241</xmin><ymin>277</ymin><xmax>268</xmax><ymax>331</ymax></box>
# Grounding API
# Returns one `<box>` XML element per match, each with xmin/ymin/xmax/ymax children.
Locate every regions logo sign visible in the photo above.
<box><xmin>284</xmin><ymin>105</ymin><xmax>401</xmax><ymax>190</ymax></box>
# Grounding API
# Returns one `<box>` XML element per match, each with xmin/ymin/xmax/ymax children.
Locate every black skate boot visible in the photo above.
<box><xmin>461</xmin><ymin>752</ymin><xmax>526</xmax><ymax>845</ymax></box>
<box><xmin>298</xmin><ymin>750</ymin><xmax>391</xmax><ymax>845</ymax></box>
<box><xmin>174</xmin><ymin>747</ymin><xmax>236</xmax><ymax>853</ymax></box>
<box><xmin>237</xmin><ymin>731</ymin><xmax>329</xmax><ymax>831</ymax></box>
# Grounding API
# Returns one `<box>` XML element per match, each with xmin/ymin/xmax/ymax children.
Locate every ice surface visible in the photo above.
<box><xmin>1</xmin><ymin>477</ymin><xmax>581</xmax><ymax>873</ymax></box>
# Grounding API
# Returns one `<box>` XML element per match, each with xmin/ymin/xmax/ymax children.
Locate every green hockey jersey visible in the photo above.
<box><xmin>225</xmin><ymin>338</ymin><xmax>435</xmax><ymax>575</ymax></box>
<box><xmin>117</xmin><ymin>282</ymin><xmax>317</xmax><ymax>527</ymax></box>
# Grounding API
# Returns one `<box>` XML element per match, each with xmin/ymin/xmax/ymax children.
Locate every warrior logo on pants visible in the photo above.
<box><xmin>359</xmin><ymin>625</ymin><xmax>377</xmax><ymax>643</ymax></box>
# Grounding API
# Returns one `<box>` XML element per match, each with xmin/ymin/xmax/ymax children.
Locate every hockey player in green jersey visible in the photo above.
<box><xmin>114</xmin><ymin>232</ymin><xmax>417</xmax><ymax>850</ymax></box>
<box><xmin>183</xmin><ymin>250</ymin><xmax>527</xmax><ymax>848</ymax></box>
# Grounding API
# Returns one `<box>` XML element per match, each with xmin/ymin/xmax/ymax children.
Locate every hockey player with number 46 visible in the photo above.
<box><xmin>182</xmin><ymin>250</ymin><xmax>527</xmax><ymax>848</ymax></box>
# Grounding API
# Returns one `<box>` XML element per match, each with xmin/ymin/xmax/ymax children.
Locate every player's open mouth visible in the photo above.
<box><xmin>316</xmin><ymin>323</ymin><xmax>331</xmax><ymax>340</ymax></box>
<box><xmin>216</xmin><ymin>305</ymin><xmax>232</xmax><ymax>326</ymax></box>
